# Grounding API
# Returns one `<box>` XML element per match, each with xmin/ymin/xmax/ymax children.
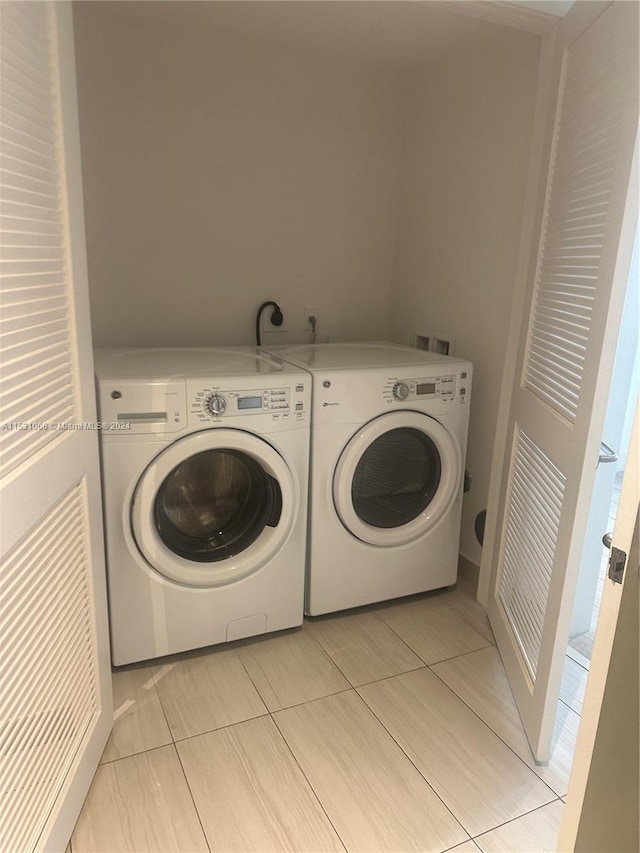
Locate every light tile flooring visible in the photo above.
<box><xmin>71</xmin><ymin>582</ymin><xmax>578</xmax><ymax>852</ymax></box>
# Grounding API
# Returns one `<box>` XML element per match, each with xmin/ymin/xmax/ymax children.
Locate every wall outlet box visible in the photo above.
<box><xmin>415</xmin><ymin>332</ymin><xmax>455</xmax><ymax>356</ymax></box>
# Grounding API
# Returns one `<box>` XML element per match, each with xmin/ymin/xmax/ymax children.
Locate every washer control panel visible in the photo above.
<box><xmin>190</xmin><ymin>382</ymin><xmax>307</xmax><ymax>423</ymax></box>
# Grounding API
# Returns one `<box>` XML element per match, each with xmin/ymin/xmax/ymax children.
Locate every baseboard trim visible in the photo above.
<box><xmin>458</xmin><ymin>553</ymin><xmax>480</xmax><ymax>592</ymax></box>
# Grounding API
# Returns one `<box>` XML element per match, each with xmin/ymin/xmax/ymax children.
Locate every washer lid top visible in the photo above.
<box><xmin>267</xmin><ymin>342</ymin><xmax>467</xmax><ymax>372</ymax></box>
<box><xmin>94</xmin><ymin>346</ymin><xmax>306</xmax><ymax>382</ymax></box>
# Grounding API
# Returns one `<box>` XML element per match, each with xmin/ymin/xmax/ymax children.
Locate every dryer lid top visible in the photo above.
<box><xmin>93</xmin><ymin>346</ymin><xmax>307</xmax><ymax>382</ymax></box>
<box><xmin>265</xmin><ymin>341</ymin><xmax>471</xmax><ymax>372</ymax></box>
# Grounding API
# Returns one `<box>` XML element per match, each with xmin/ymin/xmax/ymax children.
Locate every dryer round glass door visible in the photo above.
<box><xmin>333</xmin><ymin>411</ymin><xmax>462</xmax><ymax>547</ymax></box>
<box><xmin>131</xmin><ymin>429</ymin><xmax>297</xmax><ymax>586</ymax></box>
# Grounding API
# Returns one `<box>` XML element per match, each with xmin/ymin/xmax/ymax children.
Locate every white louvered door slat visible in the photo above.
<box><xmin>0</xmin><ymin>3</ymin><xmax>112</xmax><ymax>851</ymax></box>
<box><xmin>485</xmin><ymin>1</ymin><xmax>638</xmax><ymax>762</ymax></box>
<box><xmin>499</xmin><ymin>429</ymin><xmax>566</xmax><ymax>678</ymax></box>
<box><xmin>521</xmin><ymin>1</ymin><xmax>633</xmax><ymax>426</ymax></box>
<box><xmin>0</xmin><ymin>0</ymin><xmax>78</xmax><ymax>483</ymax></box>
<box><xmin>1</xmin><ymin>486</ymin><xmax>97</xmax><ymax>851</ymax></box>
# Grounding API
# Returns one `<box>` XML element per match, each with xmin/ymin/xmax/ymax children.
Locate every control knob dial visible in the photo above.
<box><xmin>392</xmin><ymin>381</ymin><xmax>410</xmax><ymax>401</ymax></box>
<box><xmin>205</xmin><ymin>393</ymin><xmax>226</xmax><ymax>416</ymax></box>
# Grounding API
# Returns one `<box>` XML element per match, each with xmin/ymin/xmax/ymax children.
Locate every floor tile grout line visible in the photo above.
<box><xmin>417</xmin><ymin>640</ymin><xmax>495</xmax><ymax>669</ymax></box>
<box><xmin>232</xmin><ymin>647</ymin><xmax>275</xmax><ymax>715</ymax></box>
<box><xmin>237</xmin><ymin>641</ymin><xmax>355</xmax><ymax>713</ymax></box>
<box><xmin>304</xmin><ymin>620</ymin><xmax>385</xmax><ymax>689</ymax></box>
<box><xmin>298</xmin><ymin>623</ymin><xmax>357</xmax><ymax>689</ymax></box>
<box><xmin>356</xmin><ymin>661</ymin><xmax>561</xmax><ymax>808</ymax></box>
<box><xmin>373</xmin><ymin>609</ymin><xmax>495</xmax><ymax>669</ymax></box>
<box><xmin>99</xmin><ymin>739</ymin><xmax>184</xmax><ymax>766</ymax></box>
<box><xmin>360</xmin><ymin>607</ymin><xmax>439</xmax><ymax>668</ymax></box>
<box><xmin>442</xmin><ymin>841</ymin><xmax>480</xmax><ymax>853</ymax></box>
<box><xmin>268</xmin><ymin>710</ymin><xmax>350</xmax><ymax>853</ymax></box>
<box><xmin>353</xmin><ymin>662</ymin><xmax>428</xmax><ymax>689</ymax></box>
<box><xmin>258</xmin><ymin>684</ymin><xmax>357</xmax><ymax>716</ymax></box>
<box><xmin>104</xmin><ymin>669</ymin><xmax>274</xmax><ymax>762</ymax></box>
<box><xmin>234</xmin><ymin>631</ymin><xmax>351</xmax><ymax>712</ymax></box>
<box><xmin>309</xmin><ymin>588</ymin><xmax>497</xmax><ymax>686</ymax></box>
<box><xmin>154</xmin><ymin>671</ymin><xmax>180</xmax><ymax>746</ymax></box>
<box><xmin>352</xmin><ymin>687</ymin><xmax>473</xmax><ymax>843</ymax></box>
<box><xmin>469</xmin><ymin>795</ymin><xmax>565</xmax><ymax>844</ymax></box>
<box><xmin>78</xmin><ymin>740</ymin><xmax>213</xmax><ymax>852</ymax></box>
<box><xmin>163</xmin><ymin>711</ymin><xmax>271</xmax><ymax>745</ymax></box>
<box><xmin>426</xmin><ymin>664</ymin><xmax>562</xmax><ymax>800</ymax></box>
<box><xmin>170</xmin><ymin>741</ymin><xmax>213</xmax><ymax>853</ymax></box>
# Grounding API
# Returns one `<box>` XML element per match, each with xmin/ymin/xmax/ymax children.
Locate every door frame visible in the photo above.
<box><xmin>559</xmin><ymin>399</ymin><xmax>640</xmax><ymax>850</ymax></box>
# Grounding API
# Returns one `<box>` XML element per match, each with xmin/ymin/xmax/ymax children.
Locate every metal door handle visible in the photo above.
<box><xmin>603</xmin><ymin>532</ymin><xmax>613</xmax><ymax>548</ymax></box>
<box><xmin>598</xmin><ymin>441</ymin><xmax>619</xmax><ymax>465</ymax></box>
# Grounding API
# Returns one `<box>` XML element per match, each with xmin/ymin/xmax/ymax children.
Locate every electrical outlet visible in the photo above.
<box><xmin>304</xmin><ymin>307</ymin><xmax>318</xmax><ymax>330</ymax></box>
<box><xmin>262</xmin><ymin>305</ymin><xmax>287</xmax><ymax>334</ymax></box>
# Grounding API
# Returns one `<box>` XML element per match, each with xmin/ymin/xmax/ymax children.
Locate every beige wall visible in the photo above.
<box><xmin>73</xmin><ymin>4</ymin><xmax>404</xmax><ymax>347</ymax></box>
<box><xmin>390</xmin><ymin>30</ymin><xmax>541</xmax><ymax>566</ymax></box>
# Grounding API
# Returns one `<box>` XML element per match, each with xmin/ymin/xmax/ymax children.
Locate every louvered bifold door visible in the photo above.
<box><xmin>0</xmin><ymin>3</ymin><xmax>112</xmax><ymax>851</ymax></box>
<box><xmin>485</xmin><ymin>0</ymin><xmax>639</xmax><ymax>763</ymax></box>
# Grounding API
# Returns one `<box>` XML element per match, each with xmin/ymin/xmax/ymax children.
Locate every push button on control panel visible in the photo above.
<box><xmin>263</xmin><ymin>388</ymin><xmax>291</xmax><ymax>412</ymax></box>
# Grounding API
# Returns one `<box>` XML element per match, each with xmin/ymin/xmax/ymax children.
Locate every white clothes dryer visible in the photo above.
<box><xmin>95</xmin><ymin>347</ymin><xmax>310</xmax><ymax>664</ymax></box>
<box><xmin>263</xmin><ymin>343</ymin><xmax>472</xmax><ymax>615</ymax></box>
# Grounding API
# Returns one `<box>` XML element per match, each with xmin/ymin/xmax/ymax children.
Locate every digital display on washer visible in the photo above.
<box><xmin>417</xmin><ymin>383</ymin><xmax>437</xmax><ymax>395</ymax></box>
<box><xmin>237</xmin><ymin>395</ymin><xmax>263</xmax><ymax>410</ymax></box>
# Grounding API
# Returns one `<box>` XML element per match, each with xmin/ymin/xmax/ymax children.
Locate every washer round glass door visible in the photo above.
<box><xmin>131</xmin><ymin>429</ymin><xmax>297</xmax><ymax>586</ymax></box>
<box><xmin>333</xmin><ymin>411</ymin><xmax>462</xmax><ymax>547</ymax></box>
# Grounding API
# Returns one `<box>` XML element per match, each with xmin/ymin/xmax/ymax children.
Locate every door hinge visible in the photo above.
<box><xmin>608</xmin><ymin>545</ymin><xmax>627</xmax><ymax>585</ymax></box>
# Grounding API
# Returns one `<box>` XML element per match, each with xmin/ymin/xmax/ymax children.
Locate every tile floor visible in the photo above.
<box><xmin>70</xmin><ymin>582</ymin><xmax>578</xmax><ymax>852</ymax></box>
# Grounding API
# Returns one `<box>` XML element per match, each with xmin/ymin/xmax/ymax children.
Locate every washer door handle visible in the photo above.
<box><xmin>266</xmin><ymin>475</ymin><xmax>283</xmax><ymax>527</ymax></box>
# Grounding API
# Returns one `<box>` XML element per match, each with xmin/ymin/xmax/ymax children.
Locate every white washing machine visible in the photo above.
<box><xmin>263</xmin><ymin>342</ymin><xmax>472</xmax><ymax>615</ymax></box>
<box><xmin>95</xmin><ymin>347</ymin><xmax>310</xmax><ymax>665</ymax></box>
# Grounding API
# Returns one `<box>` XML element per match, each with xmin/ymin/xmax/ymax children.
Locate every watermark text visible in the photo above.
<box><xmin>1</xmin><ymin>421</ymin><xmax>131</xmax><ymax>431</ymax></box>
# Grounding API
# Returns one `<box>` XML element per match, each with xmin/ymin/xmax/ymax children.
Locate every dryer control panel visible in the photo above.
<box><xmin>383</xmin><ymin>372</ymin><xmax>469</xmax><ymax>405</ymax></box>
